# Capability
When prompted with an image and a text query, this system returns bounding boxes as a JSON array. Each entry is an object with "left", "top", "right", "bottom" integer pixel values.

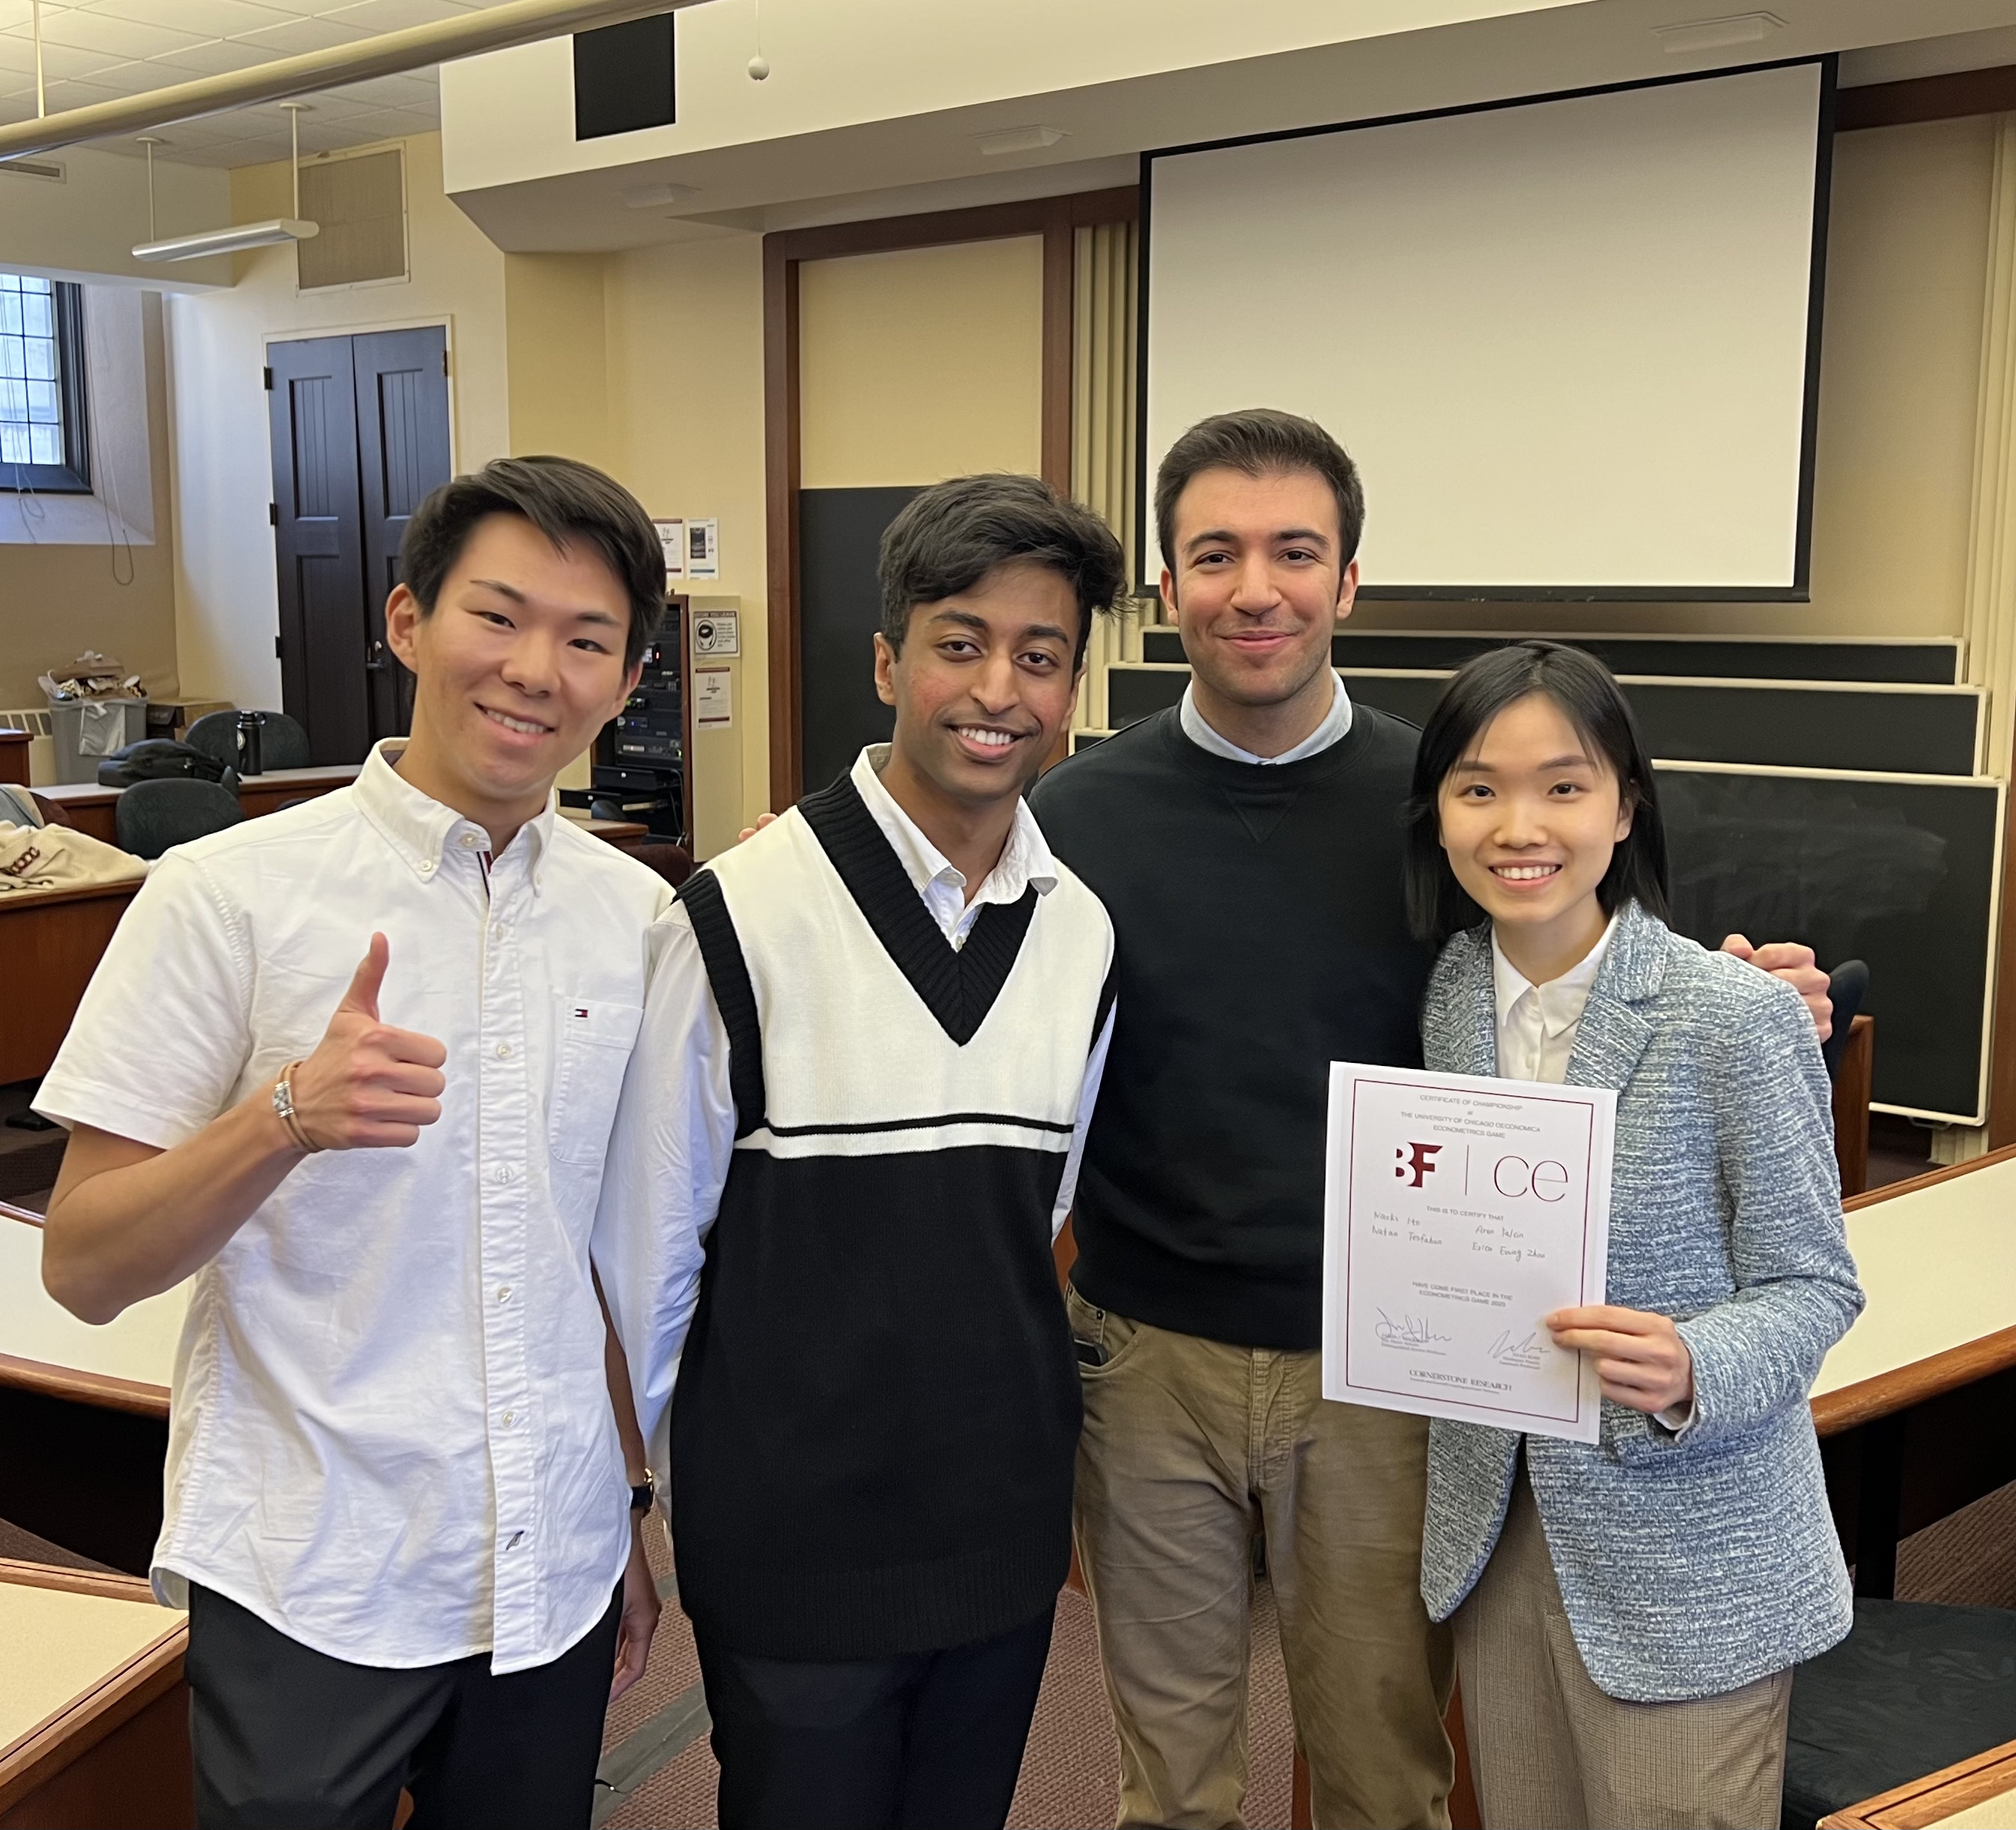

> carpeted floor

[{"left": 590, "top": 1479, "right": 2016, "bottom": 1830}]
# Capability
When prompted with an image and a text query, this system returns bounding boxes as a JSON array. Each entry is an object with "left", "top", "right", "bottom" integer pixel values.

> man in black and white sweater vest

[{"left": 596, "top": 474, "right": 1124, "bottom": 1830}]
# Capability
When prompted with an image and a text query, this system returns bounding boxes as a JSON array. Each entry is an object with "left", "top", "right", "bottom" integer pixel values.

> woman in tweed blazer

[{"left": 1403, "top": 643, "right": 1863, "bottom": 1830}]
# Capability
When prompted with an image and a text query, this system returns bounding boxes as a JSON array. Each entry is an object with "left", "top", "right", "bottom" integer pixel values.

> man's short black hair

[
  {"left": 878, "top": 473, "right": 1126, "bottom": 670},
  {"left": 399, "top": 455, "right": 666, "bottom": 671},
  {"left": 1153, "top": 407, "right": 1366, "bottom": 575}
]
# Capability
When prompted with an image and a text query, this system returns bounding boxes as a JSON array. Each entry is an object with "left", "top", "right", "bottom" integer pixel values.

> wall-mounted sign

[
  {"left": 653, "top": 518, "right": 685, "bottom": 580},
  {"left": 695, "top": 664, "right": 732, "bottom": 729},
  {"left": 686, "top": 518, "right": 719, "bottom": 581},
  {"left": 693, "top": 608, "right": 739, "bottom": 657}
]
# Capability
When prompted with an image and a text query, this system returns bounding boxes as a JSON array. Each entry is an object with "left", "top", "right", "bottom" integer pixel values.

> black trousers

[
  {"left": 185, "top": 1584, "right": 620, "bottom": 1830},
  {"left": 693, "top": 1611, "right": 1054, "bottom": 1830}
]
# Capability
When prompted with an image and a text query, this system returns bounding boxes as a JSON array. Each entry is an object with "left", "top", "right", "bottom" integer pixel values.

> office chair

[
  {"left": 185, "top": 709, "right": 313, "bottom": 775},
  {"left": 1782, "top": 1599, "right": 2016, "bottom": 1830},
  {"left": 115, "top": 778, "right": 245, "bottom": 861},
  {"left": 1822, "top": 960, "right": 1869, "bottom": 1080}
]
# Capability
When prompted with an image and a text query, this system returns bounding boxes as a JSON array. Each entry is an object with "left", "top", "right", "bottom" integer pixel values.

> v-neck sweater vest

[
  {"left": 1028, "top": 704, "right": 1433, "bottom": 1351},
  {"left": 668, "top": 774, "right": 1115, "bottom": 1659}
]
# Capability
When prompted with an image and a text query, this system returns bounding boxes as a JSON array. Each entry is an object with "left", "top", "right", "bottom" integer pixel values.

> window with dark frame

[{"left": 0, "top": 273, "right": 90, "bottom": 494}]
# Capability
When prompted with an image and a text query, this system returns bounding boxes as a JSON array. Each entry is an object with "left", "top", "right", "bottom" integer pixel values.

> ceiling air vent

[
  {"left": 297, "top": 148, "right": 407, "bottom": 291},
  {"left": 0, "top": 159, "right": 65, "bottom": 183}
]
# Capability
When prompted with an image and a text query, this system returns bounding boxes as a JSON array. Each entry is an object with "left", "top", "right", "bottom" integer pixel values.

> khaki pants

[
  {"left": 1451, "top": 1467, "right": 1791, "bottom": 1830},
  {"left": 1068, "top": 1287, "right": 1454, "bottom": 1830}
]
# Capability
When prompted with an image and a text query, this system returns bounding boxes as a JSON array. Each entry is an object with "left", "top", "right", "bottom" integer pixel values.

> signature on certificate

[
  {"left": 1488, "top": 1329, "right": 1544, "bottom": 1369},
  {"left": 1374, "top": 1309, "right": 1452, "bottom": 1353}
]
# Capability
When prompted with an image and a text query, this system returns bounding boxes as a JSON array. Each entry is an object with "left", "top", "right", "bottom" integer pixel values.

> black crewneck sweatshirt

[{"left": 1027, "top": 704, "right": 1432, "bottom": 1350}]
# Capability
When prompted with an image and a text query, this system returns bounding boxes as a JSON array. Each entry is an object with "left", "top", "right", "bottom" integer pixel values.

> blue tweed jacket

[{"left": 1417, "top": 900, "right": 1864, "bottom": 1703}]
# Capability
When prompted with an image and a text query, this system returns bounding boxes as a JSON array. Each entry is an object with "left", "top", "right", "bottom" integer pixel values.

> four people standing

[{"left": 39, "top": 427, "right": 1852, "bottom": 1830}]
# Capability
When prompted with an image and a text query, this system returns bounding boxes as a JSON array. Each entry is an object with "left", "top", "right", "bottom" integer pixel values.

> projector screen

[{"left": 1139, "top": 61, "right": 1831, "bottom": 597}]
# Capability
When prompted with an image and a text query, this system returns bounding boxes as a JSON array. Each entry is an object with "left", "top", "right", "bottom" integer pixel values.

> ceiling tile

[
  {"left": 0, "top": 33, "right": 114, "bottom": 80},
  {"left": 324, "top": 69, "right": 437, "bottom": 109},
  {"left": 86, "top": 0, "right": 295, "bottom": 36},
  {"left": 324, "top": 0, "right": 476, "bottom": 32},
  {"left": 146, "top": 37, "right": 275, "bottom": 74},
  {"left": 231, "top": 13, "right": 371, "bottom": 55},
  {"left": 26, "top": 9, "right": 211, "bottom": 56}
]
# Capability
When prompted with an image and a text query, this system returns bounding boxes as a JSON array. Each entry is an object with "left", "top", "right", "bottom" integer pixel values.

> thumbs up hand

[{"left": 282, "top": 934, "right": 449, "bottom": 1151}]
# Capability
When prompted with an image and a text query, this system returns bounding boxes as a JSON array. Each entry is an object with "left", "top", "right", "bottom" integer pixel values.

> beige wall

[
  {"left": 504, "top": 253, "right": 610, "bottom": 470},
  {"left": 167, "top": 133, "right": 509, "bottom": 713},
  {"left": 1352, "top": 115, "right": 1999, "bottom": 640},
  {"left": 604, "top": 234, "right": 771, "bottom": 852},
  {"left": 0, "top": 287, "right": 179, "bottom": 717},
  {"left": 798, "top": 236, "right": 1045, "bottom": 488}
]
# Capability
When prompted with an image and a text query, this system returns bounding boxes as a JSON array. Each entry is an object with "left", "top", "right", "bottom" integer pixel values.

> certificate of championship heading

[{"left": 1322, "top": 1064, "right": 1615, "bottom": 1444}]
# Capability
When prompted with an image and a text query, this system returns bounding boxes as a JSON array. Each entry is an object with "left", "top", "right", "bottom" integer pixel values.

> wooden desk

[
  {"left": 1822, "top": 1739, "right": 2016, "bottom": 1828},
  {"left": 37, "top": 764, "right": 362, "bottom": 844},
  {"left": 0, "top": 1206, "right": 178, "bottom": 1575},
  {"left": 0, "top": 881, "right": 144, "bottom": 1086},
  {"left": 0, "top": 1560, "right": 192, "bottom": 1829},
  {"left": 1813, "top": 1148, "right": 2016, "bottom": 1597}
]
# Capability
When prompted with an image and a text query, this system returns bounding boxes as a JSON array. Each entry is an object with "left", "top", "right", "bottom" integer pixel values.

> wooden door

[
  {"left": 267, "top": 336, "right": 370, "bottom": 765},
  {"left": 354, "top": 327, "right": 451, "bottom": 744}
]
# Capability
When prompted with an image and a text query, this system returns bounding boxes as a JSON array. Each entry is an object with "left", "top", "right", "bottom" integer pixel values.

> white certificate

[{"left": 1323, "top": 1062, "right": 1613, "bottom": 1443}]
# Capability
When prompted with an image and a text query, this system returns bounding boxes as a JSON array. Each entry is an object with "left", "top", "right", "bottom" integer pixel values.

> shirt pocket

[{"left": 550, "top": 998, "right": 644, "bottom": 1166}]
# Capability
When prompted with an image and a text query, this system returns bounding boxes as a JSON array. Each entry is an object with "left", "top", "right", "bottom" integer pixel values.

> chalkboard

[
  {"left": 1654, "top": 766, "right": 2001, "bottom": 1123},
  {"left": 798, "top": 486, "right": 916, "bottom": 799},
  {"left": 1103, "top": 665, "right": 1985, "bottom": 776},
  {"left": 1137, "top": 628, "right": 1964, "bottom": 684}
]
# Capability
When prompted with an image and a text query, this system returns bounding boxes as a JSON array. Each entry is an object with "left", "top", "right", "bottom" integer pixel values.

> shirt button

[
  {"left": 502, "top": 1411, "right": 515, "bottom": 1428},
  {"left": 506, "top": 1530, "right": 524, "bottom": 1550},
  {"left": 459, "top": 832, "right": 480, "bottom": 847},
  {"left": 497, "top": 1285, "right": 511, "bottom": 1303},
  {"left": 493, "top": 1166, "right": 512, "bottom": 1184},
  {"left": 494, "top": 1043, "right": 511, "bottom": 1058},
  {"left": 418, "top": 859, "right": 434, "bottom": 875}
]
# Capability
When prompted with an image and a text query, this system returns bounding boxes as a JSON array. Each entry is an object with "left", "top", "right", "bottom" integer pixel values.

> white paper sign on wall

[
  {"left": 653, "top": 518, "right": 685, "bottom": 579},
  {"left": 695, "top": 665, "right": 733, "bottom": 728},
  {"left": 687, "top": 518, "right": 720, "bottom": 581},
  {"left": 693, "top": 609, "right": 739, "bottom": 657}
]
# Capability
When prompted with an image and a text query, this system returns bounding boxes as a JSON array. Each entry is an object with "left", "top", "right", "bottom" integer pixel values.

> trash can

[{"left": 46, "top": 697, "right": 148, "bottom": 784}]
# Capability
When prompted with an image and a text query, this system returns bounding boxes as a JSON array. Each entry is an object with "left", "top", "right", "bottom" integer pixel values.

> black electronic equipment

[{"left": 587, "top": 601, "right": 690, "bottom": 843}]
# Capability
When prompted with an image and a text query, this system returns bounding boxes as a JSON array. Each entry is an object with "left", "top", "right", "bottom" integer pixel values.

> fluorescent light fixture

[
  {"left": 1652, "top": 11, "right": 1785, "bottom": 54},
  {"left": 133, "top": 218, "right": 320, "bottom": 262},
  {"left": 977, "top": 124, "right": 1067, "bottom": 157}
]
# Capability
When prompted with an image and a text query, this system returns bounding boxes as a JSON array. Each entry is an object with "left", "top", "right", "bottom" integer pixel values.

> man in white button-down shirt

[{"left": 39, "top": 458, "right": 672, "bottom": 1830}]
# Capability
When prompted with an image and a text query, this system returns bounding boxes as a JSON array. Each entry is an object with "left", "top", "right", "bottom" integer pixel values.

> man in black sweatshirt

[{"left": 1027, "top": 409, "right": 1832, "bottom": 1830}]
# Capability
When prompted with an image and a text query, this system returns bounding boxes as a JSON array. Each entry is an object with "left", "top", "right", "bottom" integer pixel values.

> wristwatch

[{"left": 629, "top": 1473, "right": 657, "bottom": 1515}]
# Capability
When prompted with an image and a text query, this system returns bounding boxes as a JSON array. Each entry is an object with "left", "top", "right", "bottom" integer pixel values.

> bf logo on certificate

[{"left": 1321, "top": 1063, "right": 1615, "bottom": 1443}]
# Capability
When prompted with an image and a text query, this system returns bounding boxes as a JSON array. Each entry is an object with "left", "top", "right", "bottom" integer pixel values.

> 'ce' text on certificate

[{"left": 1322, "top": 1063, "right": 1614, "bottom": 1444}]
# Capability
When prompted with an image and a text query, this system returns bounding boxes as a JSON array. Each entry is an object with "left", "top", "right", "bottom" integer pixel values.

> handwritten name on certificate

[{"left": 1322, "top": 1063, "right": 1614, "bottom": 1443}]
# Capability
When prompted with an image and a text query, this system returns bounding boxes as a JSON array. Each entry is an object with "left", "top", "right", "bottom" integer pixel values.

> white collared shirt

[
  {"left": 851, "top": 744, "right": 1057, "bottom": 948},
  {"left": 37, "top": 742, "right": 671, "bottom": 1673},
  {"left": 1491, "top": 915, "right": 1618, "bottom": 1085},
  {"left": 1179, "top": 670, "right": 1353, "bottom": 765}
]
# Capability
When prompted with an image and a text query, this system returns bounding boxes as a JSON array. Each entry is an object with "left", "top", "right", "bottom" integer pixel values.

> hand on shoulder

[{"left": 1719, "top": 933, "right": 1831, "bottom": 1042}]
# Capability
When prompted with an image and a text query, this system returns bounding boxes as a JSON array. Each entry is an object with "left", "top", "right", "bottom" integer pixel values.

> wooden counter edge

[
  {"left": 0, "top": 1572, "right": 186, "bottom": 1817},
  {"left": 1812, "top": 1322, "right": 2016, "bottom": 1437},
  {"left": 1819, "top": 1736, "right": 2016, "bottom": 1828},
  {"left": 0, "top": 1351, "right": 172, "bottom": 1420},
  {"left": 0, "top": 877, "right": 144, "bottom": 912},
  {"left": 1843, "top": 1142, "right": 2016, "bottom": 1210}
]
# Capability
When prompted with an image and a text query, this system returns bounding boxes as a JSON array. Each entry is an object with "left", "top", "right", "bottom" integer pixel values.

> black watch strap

[{"left": 629, "top": 1474, "right": 656, "bottom": 1515}]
